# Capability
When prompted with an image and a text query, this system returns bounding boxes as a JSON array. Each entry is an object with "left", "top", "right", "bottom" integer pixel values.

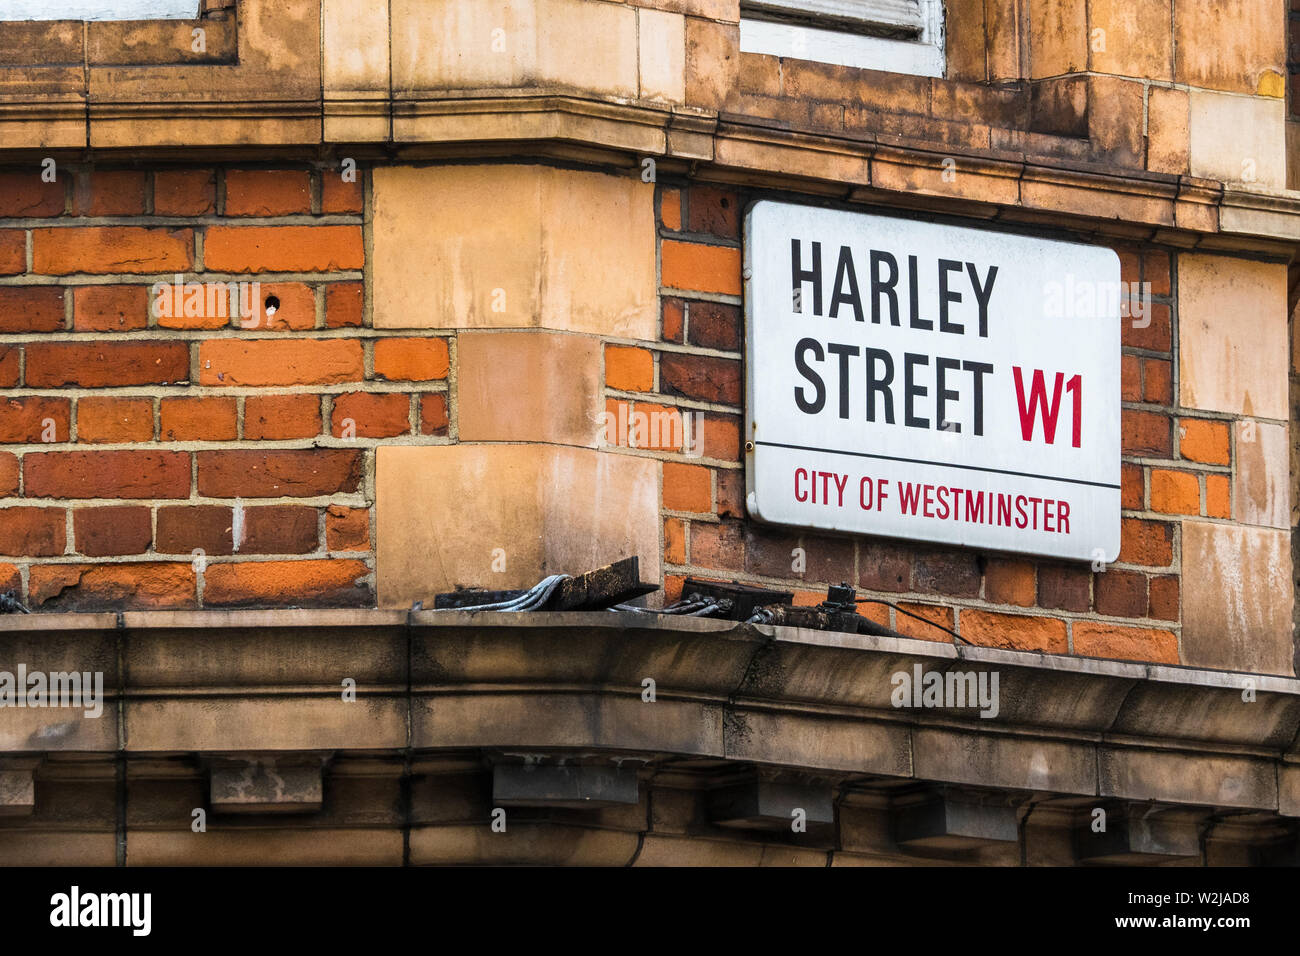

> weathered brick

[
  {"left": 74, "top": 505, "right": 152, "bottom": 557},
  {"left": 663, "top": 461, "right": 712, "bottom": 513},
  {"left": 0, "top": 348, "right": 17, "bottom": 388},
  {"left": 1205, "top": 472, "right": 1231, "bottom": 518},
  {"left": 1150, "top": 468, "right": 1199, "bottom": 514},
  {"left": 660, "top": 352, "right": 741, "bottom": 404},
  {"left": 716, "top": 468, "right": 744, "bottom": 519},
  {"left": 913, "top": 550, "right": 981, "bottom": 597},
  {"left": 33, "top": 226, "right": 192, "bottom": 274},
  {"left": 243, "top": 394, "right": 321, "bottom": 439},
  {"left": 662, "top": 297, "right": 684, "bottom": 343},
  {"left": 203, "top": 225, "right": 364, "bottom": 273},
  {"left": 1178, "top": 417, "right": 1230, "bottom": 465},
  {"left": 1072, "top": 621, "right": 1178, "bottom": 664},
  {"left": 1148, "top": 574, "right": 1179, "bottom": 620},
  {"left": 687, "top": 300, "right": 741, "bottom": 351},
  {"left": 1121, "top": 302, "right": 1171, "bottom": 351},
  {"left": 859, "top": 539, "right": 912, "bottom": 592},
  {"left": 1121, "top": 463, "right": 1144, "bottom": 510},
  {"left": 73, "top": 170, "right": 147, "bottom": 216},
  {"left": 0, "top": 172, "right": 64, "bottom": 217},
  {"left": 0, "top": 507, "right": 65, "bottom": 556},
  {"left": 224, "top": 169, "right": 311, "bottom": 216},
  {"left": 372, "top": 337, "right": 449, "bottom": 382},
  {"left": 160, "top": 396, "right": 237, "bottom": 441},
  {"left": 984, "top": 558, "right": 1035, "bottom": 606},
  {"left": 325, "top": 504, "right": 369, "bottom": 552},
  {"left": 1122, "top": 409, "right": 1172, "bottom": 457},
  {"left": 0, "top": 453, "right": 17, "bottom": 495},
  {"left": 196, "top": 449, "right": 362, "bottom": 498},
  {"left": 689, "top": 520, "right": 744, "bottom": 571},
  {"left": 744, "top": 524, "right": 802, "bottom": 578},
  {"left": 1142, "top": 357, "right": 1172, "bottom": 404},
  {"left": 893, "top": 602, "right": 955, "bottom": 642},
  {"left": 154, "top": 169, "right": 216, "bottom": 216},
  {"left": 1038, "top": 563, "right": 1091, "bottom": 611},
  {"left": 0, "top": 229, "right": 24, "bottom": 276},
  {"left": 1094, "top": 568, "right": 1148, "bottom": 617},
  {"left": 321, "top": 174, "right": 363, "bottom": 214},
  {"left": 0, "top": 397, "right": 70, "bottom": 443},
  {"left": 202, "top": 558, "right": 370, "bottom": 608},
  {"left": 605, "top": 345, "right": 654, "bottom": 391},
  {"left": 419, "top": 393, "right": 449, "bottom": 436},
  {"left": 1118, "top": 517, "right": 1174, "bottom": 566},
  {"left": 331, "top": 392, "right": 410, "bottom": 438},
  {"left": 255, "top": 282, "right": 316, "bottom": 331},
  {"left": 0, "top": 286, "right": 64, "bottom": 333},
  {"left": 959, "top": 609, "right": 1068, "bottom": 653},
  {"left": 701, "top": 413, "right": 740, "bottom": 460},
  {"left": 664, "top": 516, "right": 686, "bottom": 564},
  {"left": 28, "top": 562, "right": 195, "bottom": 610},
  {"left": 26, "top": 341, "right": 188, "bottom": 387},
  {"left": 73, "top": 285, "right": 148, "bottom": 332},
  {"left": 686, "top": 186, "right": 741, "bottom": 239},
  {"left": 660, "top": 240, "right": 741, "bottom": 295},
  {"left": 199, "top": 339, "right": 363, "bottom": 386},
  {"left": 76, "top": 396, "right": 153, "bottom": 443},
  {"left": 325, "top": 282, "right": 363, "bottom": 328},
  {"left": 24, "top": 450, "right": 190, "bottom": 499}
]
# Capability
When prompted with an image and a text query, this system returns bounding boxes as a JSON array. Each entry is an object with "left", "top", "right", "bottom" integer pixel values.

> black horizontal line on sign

[{"left": 755, "top": 441, "right": 1122, "bottom": 490}]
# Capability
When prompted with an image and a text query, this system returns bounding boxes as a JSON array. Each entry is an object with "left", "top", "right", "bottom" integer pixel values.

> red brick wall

[
  {"left": 0, "top": 164, "right": 448, "bottom": 611},
  {"left": 622, "top": 182, "right": 1204, "bottom": 666}
]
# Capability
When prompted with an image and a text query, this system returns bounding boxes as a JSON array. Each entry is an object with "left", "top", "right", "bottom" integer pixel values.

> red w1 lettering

[{"left": 1013, "top": 367, "right": 1082, "bottom": 448}]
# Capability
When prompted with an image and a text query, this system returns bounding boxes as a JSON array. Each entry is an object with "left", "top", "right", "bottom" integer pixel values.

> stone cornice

[
  {"left": 1, "top": 93, "right": 1291, "bottom": 254},
  {"left": 3, "top": 609, "right": 1299, "bottom": 815}
]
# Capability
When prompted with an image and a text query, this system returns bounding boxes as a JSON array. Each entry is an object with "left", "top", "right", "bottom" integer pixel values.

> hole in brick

[{"left": 265, "top": 295, "right": 280, "bottom": 316}]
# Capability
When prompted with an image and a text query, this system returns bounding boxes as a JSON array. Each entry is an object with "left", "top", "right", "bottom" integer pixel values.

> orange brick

[
  {"left": 1072, "top": 621, "right": 1178, "bottom": 664},
  {"left": 1142, "top": 357, "right": 1172, "bottom": 404},
  {"left": 153, "top": 277, "right": 252, "bottom": 330},
  {"left": 0, "top": 230, "right": 24, "bottom": 276},
  {"left": 200, "top": 340, "right": 363, "bottom": 386},
  {"left": 1120, "top": 353, "right": 1141, "bottom": 401},
  {"left": 0, "top": 453, "right": 16, "bottom": 495},
  {"left": 33, "top": 226, "right": 192, "bottom": 275},
  {"left": 0, "top": 507, "right": 65, "bottom": 557},
  {"left": 372, "top": 337, "right": 449, "bottom": 381},
  {"left": 958, "top": 609, "right": 1068, "bottom": 653},
  {"left": 0, "top": 286, "right": 65, "bottom": 332},
  {"left": 1118, "top": 517, "right": 1173, "bottom": 567},
  {"left": 1148, "top": 575, "right": 1179, "bottom": 621},
  {"left": 1149, "top": 469, "right": 1199, "bottom": 515},
  {"left": 660, "top": 240, "right": 742, "bottom": 295},
  {"left": 1205, "top": 473, "right": 1230, "bottom": 518},
  {"left": 243, "top": 394, "right": 321, "bottom": 440},
  {"left": 984, "top": 558, "right": 1035, "bottom": 607},
  {"left": 702, "top": 415, "right": 740, "bottom": 460},
  {"left": 1144, "top": 249, "right": 1171, "bottom": 297},
  {"left": 331, "top": 392, "right": 410, "bottom": 438},
  {"left": 0, "top": 397, "right": 69, "bottom": 443},
  {"left": 325, "top": 282, "right": 363, "bottom": 328},
  {"left": 224, "top": 169, "right": 311, "bottom": 216},
  {"left": 1178, "top": 418, "right": 1229, "bottom": 465},
  {"left": 154, "top": 169, "right": 216, "bottom": 216},
  {"left": 1121, "top": 463, "right": 1144, "bottom": 509},
  {"left": 628, "top": 402, "right": 683, "bottom": 452},
  {"left": 255, "top": 282, "right": 316, "bottom": 331},
  {"left": 0, "top": 348, "right": 19, "bottom": 388},
  {"left": 661, "top": 188, "right": 682, "bottom": 230},
  {"left": 662, "top": 297, "right": 684, "bottom": 343},
  {"left": 664, "top": 517, "right": 686, "bottom": 564},
  {"left": 29, "top": 562, "right": 195, "bottom": 611},
  {"left": 203, "top": 226, "right": 363, "bottom": 273},
  {"left": 326, "top": 504, "right": 370, "bottom": 552},
  {"left": 605, "top": 345, "right": 654, "bottom": 391},
  {"left": 202, "top": 558, "right": 370, "bottom": 608},
  {"left": 1121, "top": 302, "right": 1171, "bottom": 352},
  {"left": 74, "top": 285, "right": 148, "bottom": 332},
  {"left": 76, "top": 397, "right": 153, "bottom": 443},
  {"left": 894, "top": 602, "right": 955, "bottom": 642},
  {"left": 663, "top": 461, "right": 712, "bottom": 513},
  {"left": 73, "top": 170, "right": 147, "bottom": 216},
  {"left": 321, "top": 174, "right": 363, "bottom": 214},
  {"left": 0, "top": 171, "right": 64, "bottom": 217},
  {"left": 419, "top": 393, "right": 449, "bottom": 435},
  {"left": 160, "top": 396, "right": 237, "bottom": 441}
]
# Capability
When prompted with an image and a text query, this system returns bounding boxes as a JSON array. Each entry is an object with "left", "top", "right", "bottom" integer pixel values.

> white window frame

[
  {"left": 739, "top": 0, "right": 945, "bottom": 78},
  {"left": 0, "top": 0, "right": 199, "bottom": 20}
]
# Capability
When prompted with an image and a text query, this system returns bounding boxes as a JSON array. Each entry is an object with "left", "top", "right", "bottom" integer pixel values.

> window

[
  {"left": 739, "top": 0, "right": 944, "bottom": 77},
  {"left": 1, "top": 0, "right": 199, "bottom": 20}
]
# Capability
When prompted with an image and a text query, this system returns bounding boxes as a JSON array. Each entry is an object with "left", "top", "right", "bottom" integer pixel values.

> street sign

[{"left": 744, "top": 201, "right": 1121, "bottom": 562}]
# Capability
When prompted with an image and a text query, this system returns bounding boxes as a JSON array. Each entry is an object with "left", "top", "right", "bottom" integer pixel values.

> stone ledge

[{"left": 1, "top": 609, "right": 1297, "bottom": 815}]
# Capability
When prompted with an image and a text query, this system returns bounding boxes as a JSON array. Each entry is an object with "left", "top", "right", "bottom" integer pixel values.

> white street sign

[{"left": 744, "top": 201, "right": 1121, "bottom": 563}]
